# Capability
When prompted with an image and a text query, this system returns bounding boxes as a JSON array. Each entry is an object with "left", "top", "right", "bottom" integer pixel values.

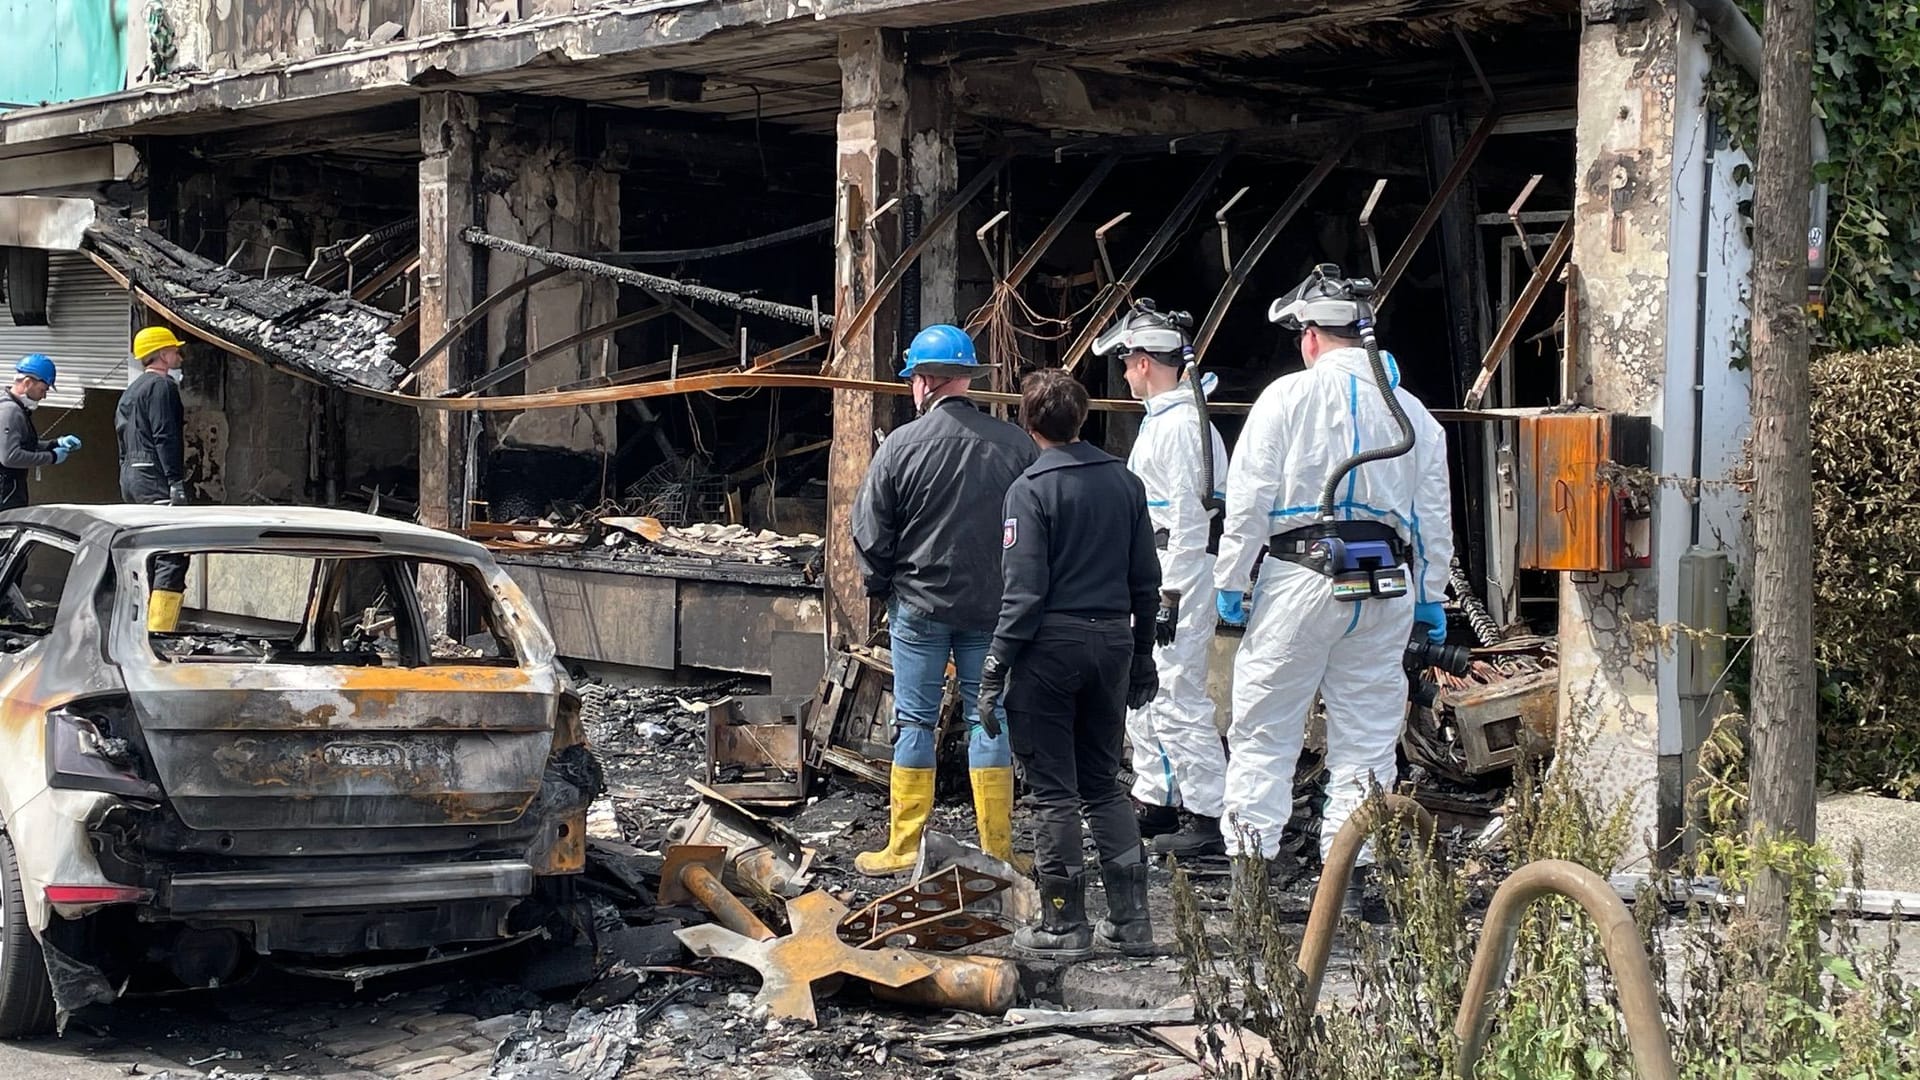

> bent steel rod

[
  {"left": 1191, "top": 136, "right": 1354, "bottom": 361},
  {"left": 1060, "top": 144, "right": 1239, "bottom": 373},
  {"left": 1296, "top": 794, "right": 1437, "bottom": 1010},
  {"left": 1001, "top": 154, "right": 1121, "bottom": 292},
  {"left": 1374, "top": 108, "right": 1503, "bottom": 307},
  {"left": 1453, "top": 860, "right": 1678, "bottom": 1080}
]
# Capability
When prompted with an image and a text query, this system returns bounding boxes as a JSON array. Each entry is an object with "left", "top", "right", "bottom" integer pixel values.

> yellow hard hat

[{"left": 133, "top": 326, "right": 187, "bottom": 362}]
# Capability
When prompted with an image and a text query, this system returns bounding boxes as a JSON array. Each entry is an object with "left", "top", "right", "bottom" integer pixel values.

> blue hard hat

[
  {"left": 14, "top": 354, "right": 55, "bottom": 388},
  {"left": 899, "top": 324, "right": 989, "bottom": 380}
]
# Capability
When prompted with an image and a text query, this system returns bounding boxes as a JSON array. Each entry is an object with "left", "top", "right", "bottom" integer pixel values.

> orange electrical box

[{"left": 1515, "top": 412, "right": 1652, "bottom": 573}]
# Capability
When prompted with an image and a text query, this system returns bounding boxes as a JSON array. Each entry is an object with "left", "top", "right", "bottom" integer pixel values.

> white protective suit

[
  {"left": 1125, "top": 373, "right": 1231, "bottom": 819},
  {"left": 1213, "top": 346, "right": 1453, "bottom": 862}
]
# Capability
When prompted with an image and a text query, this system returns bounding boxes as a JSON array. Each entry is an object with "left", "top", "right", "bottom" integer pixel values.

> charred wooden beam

[
  {"left": 189, "top": 102, "right": 421, "bottom": 162},
  {"left": 954, "top": 62, "right": 1331, "bottom": 139}
]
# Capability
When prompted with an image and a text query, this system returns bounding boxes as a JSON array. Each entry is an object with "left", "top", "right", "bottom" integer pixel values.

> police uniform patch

[{"left": 1003, "top": 518, "right": 1018, "bottom": 549}]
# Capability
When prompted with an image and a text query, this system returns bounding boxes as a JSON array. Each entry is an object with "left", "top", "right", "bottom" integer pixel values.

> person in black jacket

[
  {"left": 0, "top": 354, "right": 80, "bottom": 511},
  {"left": 117, "top": 326, "right": 192, "bottom": 631},
  {"left": 978, "top": 369, "right": 1162, "bottom": 960},
  {"left": 850, "top": 324, "right": 1037, "bottom": 876}
]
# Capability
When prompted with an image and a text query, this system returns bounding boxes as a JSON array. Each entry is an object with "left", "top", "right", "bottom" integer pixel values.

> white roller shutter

[{"left": 0, "top": 253, "right": 131, "bottom": 409}]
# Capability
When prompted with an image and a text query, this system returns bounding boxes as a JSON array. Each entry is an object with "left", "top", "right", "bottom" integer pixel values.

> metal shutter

[{"left": 0, "top": 253, "right": 130, "bottom": 409}]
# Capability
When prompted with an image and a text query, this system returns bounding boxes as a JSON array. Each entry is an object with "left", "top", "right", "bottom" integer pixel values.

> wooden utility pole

[{"left": 1747, "top": 0, "right": 1818, "bottom": 922}]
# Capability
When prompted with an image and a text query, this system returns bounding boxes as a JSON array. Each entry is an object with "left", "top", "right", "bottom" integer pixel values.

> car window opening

[{"left": 146, "top": 551, "right": 517, "bottom": 667}]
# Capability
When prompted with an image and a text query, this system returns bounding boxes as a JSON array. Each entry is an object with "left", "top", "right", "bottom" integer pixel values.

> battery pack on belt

[{"left": 1267, "top": 521, "right": 1410, "bottom": 603}]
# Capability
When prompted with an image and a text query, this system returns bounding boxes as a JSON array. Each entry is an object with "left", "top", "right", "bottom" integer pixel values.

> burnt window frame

[{"left": 0, "top": 531, "right": 78, "bottom": 638}]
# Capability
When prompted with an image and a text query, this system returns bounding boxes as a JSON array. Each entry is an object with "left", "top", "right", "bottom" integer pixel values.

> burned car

[{"left": 0, "top": 506, "right": 598, "bottom": 1035}]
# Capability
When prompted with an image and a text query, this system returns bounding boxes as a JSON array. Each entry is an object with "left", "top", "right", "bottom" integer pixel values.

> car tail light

[
  {"left": 44, "top": 885, "right": 151, "bottom": 905},
  {"left": 46, "top": 702, "right": 161, "bottom": 801}
]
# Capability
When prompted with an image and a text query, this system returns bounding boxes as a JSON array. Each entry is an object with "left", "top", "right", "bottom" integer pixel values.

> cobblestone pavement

[{"left": 0, "top": 962, "right": 540, "bottom": 1080}]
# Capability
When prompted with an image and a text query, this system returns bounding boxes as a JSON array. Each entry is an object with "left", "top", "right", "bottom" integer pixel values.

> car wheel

[{"left": 0, "top": 832, "right": 54, "bottom": 1037}]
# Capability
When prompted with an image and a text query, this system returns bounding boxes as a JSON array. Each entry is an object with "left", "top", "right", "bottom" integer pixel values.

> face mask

[
  {"left": 18, "top": 396, "right": 37, "bottom": 412},
  {"left": 168, "top": 369, "right": 184, "bottom": 384}
]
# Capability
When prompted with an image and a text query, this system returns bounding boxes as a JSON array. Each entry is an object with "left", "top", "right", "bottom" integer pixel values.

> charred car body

[{"left": 0, "top": 506, "right": 598, "bottom": 1035}]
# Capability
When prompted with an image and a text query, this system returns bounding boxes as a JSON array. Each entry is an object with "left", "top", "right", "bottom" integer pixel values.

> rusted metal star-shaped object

[{"left": 676, "top": 890, "right": 934, "bottom": 1025}]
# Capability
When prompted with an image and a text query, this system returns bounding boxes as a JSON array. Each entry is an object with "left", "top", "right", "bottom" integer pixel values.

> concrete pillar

[
  {"left": 482, "top": 104, "right": 619, "bottom": 461},
  {"left": 906, "top": 67, "right": 959, "bottom": 329},
  {"left": 1562, "top": 1, "right": 1687, "bottom": 865},
  {"left": 419, "top": 91, "right": 479, "bottom": 631},
  {"left": 825, "top": 27, "right": 906, "bottom": 647}
]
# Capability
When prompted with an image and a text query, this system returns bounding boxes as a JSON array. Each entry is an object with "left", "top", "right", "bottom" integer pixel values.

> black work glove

[
  {"left": 1154, "top": 592, "right": 1180, "bottom": 648},
  {"left": 167, "top": 482, "right": 189, "bottom": 506},
  {"left": 1126, "top": 653, "right": 1159, "bottom": 710},
  {"left": 977, "top": 654, "right": 1008, "bottom": 739}
]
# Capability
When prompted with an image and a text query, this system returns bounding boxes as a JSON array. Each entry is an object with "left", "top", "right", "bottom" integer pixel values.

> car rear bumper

[{"left": 162, "top": 860, "right": 534, "bottom": 915}]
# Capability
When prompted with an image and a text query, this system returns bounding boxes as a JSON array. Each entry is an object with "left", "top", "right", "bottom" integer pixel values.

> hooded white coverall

[
  {"left": 1125, "top": 375, "right": 1231, "bottom": 819},
  {"left": 1213, "top": 347, "right": 1452, "bottom": 862}
]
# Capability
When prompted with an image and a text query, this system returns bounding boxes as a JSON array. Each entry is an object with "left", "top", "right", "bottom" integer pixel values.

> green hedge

[{"left": 1810, "top": 345, "right": 1920, "bottom": 796}]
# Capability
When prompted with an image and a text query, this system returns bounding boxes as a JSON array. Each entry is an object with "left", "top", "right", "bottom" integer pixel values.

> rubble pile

[{"left": 597, "top": 519, "right": 823, "bottom": 571}]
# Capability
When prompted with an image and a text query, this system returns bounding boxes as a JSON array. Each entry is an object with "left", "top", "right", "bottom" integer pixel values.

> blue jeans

[{"left": 888, "top": 602, "right": 1012, "bottom": 770}]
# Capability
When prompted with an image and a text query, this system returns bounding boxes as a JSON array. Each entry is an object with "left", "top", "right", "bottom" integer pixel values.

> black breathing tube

[{"left": 1315, "top": 312, "right": 1416, "bottom": 520}]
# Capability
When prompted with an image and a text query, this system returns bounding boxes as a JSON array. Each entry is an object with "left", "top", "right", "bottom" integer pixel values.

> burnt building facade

[{"left": 0, "top": 0, "right": 1758, "bottom": 865}]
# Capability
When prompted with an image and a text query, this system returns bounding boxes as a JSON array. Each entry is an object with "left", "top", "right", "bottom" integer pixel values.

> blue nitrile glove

[
  {"left": 56, "top": 435, "right": 80, "bottom": 452},
  {"left": 1216, "top": 589, "right": 1247, "bottom": 627},
  {"left": 51, "top": 446, "right": 69, "bottom": 465},
  {"left": 1414, "top": 601, "right": 1447, "bottom": 643}
]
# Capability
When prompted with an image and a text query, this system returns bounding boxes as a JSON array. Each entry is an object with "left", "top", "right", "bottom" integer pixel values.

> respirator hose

[{"left": 1316, "top": 317, "right": 1417, "bottom": 519}]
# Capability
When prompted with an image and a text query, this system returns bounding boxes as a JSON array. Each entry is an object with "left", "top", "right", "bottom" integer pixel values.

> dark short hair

[{"left": 1020, "top": 369, "right": 1088, "bottom": 443}]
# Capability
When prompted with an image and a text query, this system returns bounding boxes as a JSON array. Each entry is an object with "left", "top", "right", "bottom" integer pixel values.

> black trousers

[{"left": 1004, "top": 615, "right": 1143, "bottom": 879}]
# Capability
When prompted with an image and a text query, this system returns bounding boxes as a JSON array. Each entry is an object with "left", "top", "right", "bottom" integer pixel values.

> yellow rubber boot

[
  {"left": 971, "top": 766, "right": 1031, "bottom": 873},
  {"left": 855, "top": 765, "right": 935, "bottom": 877},
  {"left": 147, "top": 589, "right": 184, "bottom": 632}
]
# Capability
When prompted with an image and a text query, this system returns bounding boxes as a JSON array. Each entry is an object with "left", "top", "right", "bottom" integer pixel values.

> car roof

[{"left": 0, "top": 504, "right": 486, "bottom": 556}]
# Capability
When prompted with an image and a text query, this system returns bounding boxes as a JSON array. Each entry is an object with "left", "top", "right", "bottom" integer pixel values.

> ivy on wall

[{"left": 1706, "top": 0, "right": 1920, "bottom": 351}]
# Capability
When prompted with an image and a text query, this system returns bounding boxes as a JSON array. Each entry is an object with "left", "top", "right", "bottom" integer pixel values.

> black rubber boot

[
  {"left": 1094, "top": 856, "right": 1155, "bottom": 956},
  {"left": 1134, "top": 800, "right": 1180, "bottom": 840},
  {"left": 1151, "top": 813, "right": 1226, "bottom": 859},
  {"left": 1342, "top": 865, "right": 1387, "bottom": 924},
  {"left": 1014, "top": 874, "right": 1093, "bottom": 960}
]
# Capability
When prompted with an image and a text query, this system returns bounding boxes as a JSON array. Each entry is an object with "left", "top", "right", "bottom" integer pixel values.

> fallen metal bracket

[
  {"left": 1191, "top": 139, "right": 1349, "bottom": 361},
  {"left": 677, "top": 891, "right": 934, "bottom": 1025},
  {"left": 664, "top": 780, "right": 815, "bottom": 897},
  {"left": 703, "top": 695, "right": 810, "bottom": 807},
  {"left": 660, "top": 844, "right": 776, "bottom": 942},
  {"left": 1464, "top": 217, "right": 1573, "bottom": 410},
  {"left": 840, "top": 862, "right": 1012, "bottom": 951}
]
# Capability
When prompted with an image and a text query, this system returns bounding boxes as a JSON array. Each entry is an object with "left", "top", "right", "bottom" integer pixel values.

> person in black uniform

[
  {"left": 978, "top": 369, "right": 1163, "bottom": 960},
  {"left": 117, "top": 326, "right": 192, "bottom": 631}
]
